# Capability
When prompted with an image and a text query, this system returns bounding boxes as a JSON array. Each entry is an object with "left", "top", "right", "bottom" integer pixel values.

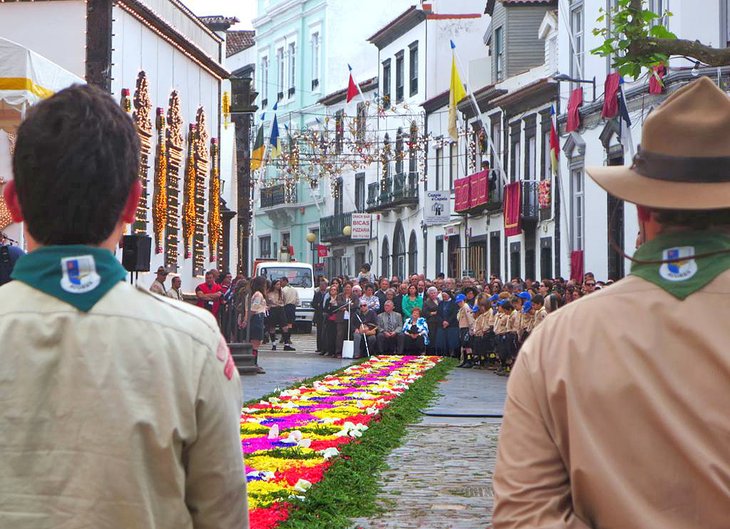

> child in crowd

[
  {"left": 531, "top": 294, "right": 548, "bottom": 330},
  {"left": 471, "top": 301, "right": 490, "bottom": 368},
  {"left": 455, "top": 294, "right": 476, "bottom": 368},
  {"left": 520, "top": 301, "right": 536, "bottom": 344}
]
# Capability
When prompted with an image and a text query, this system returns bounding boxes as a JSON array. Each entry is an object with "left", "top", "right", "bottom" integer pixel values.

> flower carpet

[{"left": 242, "top": 355, "right": 443, "bottom": 529}]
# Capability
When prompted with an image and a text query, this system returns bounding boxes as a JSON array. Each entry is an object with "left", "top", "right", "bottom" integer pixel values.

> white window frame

[
  {"left": 287, "top": 41, "right": 296, "bottom": 98},
  {"left": 310, "top": 30, "right": 321, "bottom": 90},
  {"left": 494, "top": 26, "right": 505, "bottom": 81},
  {"left": 571, "top": 166, "right": 584, "bottom": 251},
  {"left": 527, "top": 135, "right": 537, "bottom": 181},
  {"left": 260, "top": 54, "right": 269, "bottom": 107},
  {"left": 276, "top": 46, "right": 285, "bottom": 99},
  {"left": 569, "top": 2, "right": 584, "bottom": 83}
]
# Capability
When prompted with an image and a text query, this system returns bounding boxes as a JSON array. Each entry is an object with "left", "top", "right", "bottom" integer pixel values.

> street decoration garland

[
  {"left": 182, "top": 124, "right": 197, "bottom": 259},
  {"left": 242, "top": 355, "right": 442, "bottom": 529},
  {"left": 193, "top": 108, "right": 209, "bottom": 276},
  {"left": 538, "top": 179, "right": 552, "bottom": 209},
  {"left": 207, "top": 138, "right": 222, "bottom": 262},
  {"left": 152, "top": 108, "right": 168, "bottom": 254},
  {"left": 132, "top": 72, "right": 153, "bottom": 235},
  {"left": 165, "top": 91, "right": 184, "bottom": 270}
]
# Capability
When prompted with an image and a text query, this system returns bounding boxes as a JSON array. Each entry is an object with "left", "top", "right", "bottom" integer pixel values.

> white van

[{"left": 254, "top": 261, "right": 315, "bottom": 333}]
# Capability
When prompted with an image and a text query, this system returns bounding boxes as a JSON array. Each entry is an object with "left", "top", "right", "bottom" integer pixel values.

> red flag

[
  {"left": 317, "top": 245, "right": 329, "bottom": 257},
  {"left": 346, "top": 72, "right": 359, "bottom": 103}
]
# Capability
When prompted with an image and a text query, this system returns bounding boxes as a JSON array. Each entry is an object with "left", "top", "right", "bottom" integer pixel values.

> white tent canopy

[{"left": 0, "top": 36, "right": 84, "bottom": 110}]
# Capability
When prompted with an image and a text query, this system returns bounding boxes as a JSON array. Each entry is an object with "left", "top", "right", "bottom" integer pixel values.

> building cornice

[
  {"left": 118, "top": 0, "right": 229, "bottom": 80},
  {"left": 367, "top": 6, "right": 426, "bottom": 50}
]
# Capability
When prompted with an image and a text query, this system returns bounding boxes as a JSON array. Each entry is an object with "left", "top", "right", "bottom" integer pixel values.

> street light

[{"left": 553, "top": 73, "right": 596, "bottom": 113}]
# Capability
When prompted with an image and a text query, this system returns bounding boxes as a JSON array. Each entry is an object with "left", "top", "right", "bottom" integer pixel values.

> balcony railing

[
  {"left": 521, "top": 181, "right": 539, "bottom": 223},
  {"left": 366, "top": 174, "right": 418, "bottom": 212},
  {"left": 320, "top": 212, "right": 353, "bottom": 243},
  {"left": 260, "top": 184, "right": 297, "bottom": 209}
]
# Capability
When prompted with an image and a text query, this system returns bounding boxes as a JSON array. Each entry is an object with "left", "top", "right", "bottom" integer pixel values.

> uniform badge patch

[
  {"left": 60, "top": 255, "right": 101, "bottom": 294},
  {"left": 217, "top": 338, "right": 236, "bottom": 380},
  {"left": 659, "top": 246, "right": 698, "bottom": 282}
]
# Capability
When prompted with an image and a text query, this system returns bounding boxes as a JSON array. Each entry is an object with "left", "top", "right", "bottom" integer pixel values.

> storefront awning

[{"left": 0, "top": 37, "right": 84, "bottom": 110}]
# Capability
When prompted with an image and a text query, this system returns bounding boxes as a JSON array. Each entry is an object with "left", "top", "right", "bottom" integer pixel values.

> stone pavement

[
  {"left": 241, "top": 328, "right": 356, "bottom": 403},
  {"left": 353, "top": 367, "right": 507, "bottom": 529}
]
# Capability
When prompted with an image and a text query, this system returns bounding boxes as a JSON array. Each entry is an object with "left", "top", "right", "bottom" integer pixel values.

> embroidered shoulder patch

[
  {"left": 659, "top": 246, "right": 698, "bottom": 282},
  {"left": 60, "top": 255, "right": 101, "bottom": 294}
]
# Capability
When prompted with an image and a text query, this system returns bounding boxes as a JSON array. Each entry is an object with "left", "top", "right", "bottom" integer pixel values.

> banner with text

[
  {"left": 423, "top": 191, "right": 451, "bottom": 225},
  {"left": 350, "top": 213, "right": 372, "bottom": 240}
]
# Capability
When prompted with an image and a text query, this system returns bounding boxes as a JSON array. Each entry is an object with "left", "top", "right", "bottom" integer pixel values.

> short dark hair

[
  {"left": 13, "top": 84, "right": 140, "bottom": 245},
  {"left": 532, "top": 294, "right": 544, "bottom": 305}
]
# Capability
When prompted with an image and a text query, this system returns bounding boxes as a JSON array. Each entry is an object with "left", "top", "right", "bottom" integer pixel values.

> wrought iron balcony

[
  {"left": 522, "top": 181, "right": 539, "bottom": 224},
  {"left": 260, "top": 184, "right": 297, "bottom": 209},
  {"left": 366, "top": 174, "right": 418, "bottom": 212},
  {"left": 320, "top": 212, "right": 353, "bottom": 243}
]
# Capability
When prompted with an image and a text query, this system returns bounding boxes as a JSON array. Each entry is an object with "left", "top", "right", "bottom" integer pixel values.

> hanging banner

[
  {"left": 423, "top": 191, "right": 451, "bottom": 225},
  {"left": 317, "top": 244, "right": 329, "bottom": 257},
  {"left": 350, "top": 213, "right": 372, "bottom": 240}
]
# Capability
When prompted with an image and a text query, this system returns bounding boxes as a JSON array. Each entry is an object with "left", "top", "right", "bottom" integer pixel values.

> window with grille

[{"left": 395, "top": 51, "right": 404, "bottom": 103}]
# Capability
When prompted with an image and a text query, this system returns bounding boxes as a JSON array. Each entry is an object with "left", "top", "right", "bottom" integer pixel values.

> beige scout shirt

[
  {"left": 493, "top": 272, "right": 730, "bottom": 529},
  {"left": 533, "top": 306, "right": 547, "bottom": 329},
  {"left": 0, "top": 281, "right": 248, "bottom": 529},
  {"left": 493, "top": 312, "right": 508, "bottom": 335},
  {"left": 457, "top": 305, "right": 475, "bottom": 330},
  {"left": 282, "top": 284, "right": 299, "bottom": 306},
  {"left": 166, "top": 287, "right": 184, "bottom": 301},
  {"left": 150, "top": 278, "right": 166, "bottom": 295}
]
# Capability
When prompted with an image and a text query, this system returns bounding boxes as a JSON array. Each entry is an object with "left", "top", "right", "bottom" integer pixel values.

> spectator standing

[
  {"left": 0, "top": 233, "right": 24, "bottom": 286},
  {"left": 435, "top": 290, "right": 459, "bottom": 357},
  {"left": 334, "top": 283, "right": 358, "bottom": 357},
  {"left": 149, "top": 266, "right": 168, "bottom": 295},
  {"left": 312, "top": 278, "right": 328, "bottom": 353},
  {"left": 0, "top": 85, "right": 246, "bottom": 528},
  {"left": 357, "top": 263, "right": 377, "bottom": 284},
  {"left": 422, "top": 287, "right": 440, "bottom": 354},
  {"left": 166, "top": 275, "right": 184, "bottom": 301},
  {"left": 265, "top": 279, "right": 285, "bottom": 350},
  {"left": 376, "top": 300, "right": 402, "bottom": 354},
  {"left": 401, "top": 284, "right": 423, "bottom": 318},
  {"left": 196, "top": 270, "right": 223, "bottom": 318},
  {"left": 321, "top": 284, "right": 341, "bottom": 357},
  {"left": 280, "top": 276, "right": 298, "bottom": 351},
  {"left": 375, "top": 277, "right": 389, "bottom": 312},
  {"left": 359, "top": 283, "right": 381, "bottom": 312}
]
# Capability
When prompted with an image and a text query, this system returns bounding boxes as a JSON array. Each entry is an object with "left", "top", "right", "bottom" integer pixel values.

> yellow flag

[{"left": 449, "top": 54, "right": 467, "bottom": 141}]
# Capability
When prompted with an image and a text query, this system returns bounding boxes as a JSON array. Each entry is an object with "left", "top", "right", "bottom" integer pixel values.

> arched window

[
  {"left": 408, "top": 230, "right": 418, "bottom": 276},
  {"left": 393, "top": 221, "right": 406, "bottom": 280},
  {"left": 381, "top": 237, "right": 390, "bottom": 278}
]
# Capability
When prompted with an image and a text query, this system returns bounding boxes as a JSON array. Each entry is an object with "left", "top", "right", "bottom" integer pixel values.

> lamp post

[{"left": 553, "top": 73, "right": 596, "bottom": 113}]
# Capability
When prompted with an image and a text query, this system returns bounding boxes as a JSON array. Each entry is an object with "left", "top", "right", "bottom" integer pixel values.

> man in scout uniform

[
  {"left": 149, "top": 265, "right": 168, "bottom": 295},
  {"left": 0, "top": 85, "right": 248, "bottom": 529},
  {"left": 493, "top": 77, "right": 730, "bottom": 528}
]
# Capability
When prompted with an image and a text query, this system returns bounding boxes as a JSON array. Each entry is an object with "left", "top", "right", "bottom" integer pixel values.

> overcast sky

[{"left": 182, "top": 0, "right": 257, "bottom": 30}]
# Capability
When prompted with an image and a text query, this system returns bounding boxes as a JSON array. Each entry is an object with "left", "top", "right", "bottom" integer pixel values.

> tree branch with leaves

[{"left": 592, "top": 0, "right": 730, "bottom": 79}]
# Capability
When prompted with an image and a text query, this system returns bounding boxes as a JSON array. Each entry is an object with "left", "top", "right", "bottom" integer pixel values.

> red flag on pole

[{"left": 346, "top": 72, "right": 359, "bottom": 103}]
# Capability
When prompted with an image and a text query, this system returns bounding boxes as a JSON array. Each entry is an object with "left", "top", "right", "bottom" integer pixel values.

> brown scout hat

[{"left": 587, "top": 77, "right": 730, "bottom": 210}]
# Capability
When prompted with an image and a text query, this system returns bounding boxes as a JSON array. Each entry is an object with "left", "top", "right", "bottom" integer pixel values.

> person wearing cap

[
  {"left": 0, "top": 85, "right": 246, "bottom": 528},
  {"left": 494, "top": 77, "right": 730, "bottom": 529},
  {"left": 353, "top": 300, "right": 378, "bottom": 358},
  {"left": 493, "top": 300, "right": 517, "bottom": 376},
  {"left": 150, "top": 265, "right": 168, "bottom": 295},
  {"left": 470, "top": 301, "right": 490, "bottom": 368},
  {"left": 519, "top": 301, "right": 535, "bottom": 343}
]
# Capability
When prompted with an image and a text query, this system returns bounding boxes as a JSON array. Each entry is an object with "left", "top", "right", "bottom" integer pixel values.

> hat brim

[{"left": 586, "top": 165, "right": 730, "bottom": 210}]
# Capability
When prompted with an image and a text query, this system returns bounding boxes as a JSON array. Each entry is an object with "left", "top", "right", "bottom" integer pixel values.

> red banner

[
  {"left": 503, "top": 182, "right": 522, "bottom": 237},
  {"left": 454, "top": 177, "right": 470, "bottom": 212},
  {"left": 317, "top": 245, "right": 329, "bottom": 257},
  {"left": 601, "top": 72, "right": 621, "bottom": 119},
  {"left": 566, "top": 87, "right": 583, "bottom": 132},
  {"left": 570, "top": 250, "right": 585, "bottom": 283},
  {"left": 470, "top": 170, "right": 488, "bottom": 208}
]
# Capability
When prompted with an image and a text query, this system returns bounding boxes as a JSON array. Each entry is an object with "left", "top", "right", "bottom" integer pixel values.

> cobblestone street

[{"left": 353, "top": 367, "right": 506, "bottom": 529}]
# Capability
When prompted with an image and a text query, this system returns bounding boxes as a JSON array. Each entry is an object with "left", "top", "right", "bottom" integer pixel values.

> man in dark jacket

[{"left": 312, "top": 278, "right": 328, "bottom": 352}]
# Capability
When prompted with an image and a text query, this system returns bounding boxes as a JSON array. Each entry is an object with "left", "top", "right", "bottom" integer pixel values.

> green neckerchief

[
  {"left": 11, "top": 245, "right": 127, "bottom": 312},
  {"left": 630, "top": 231, "right": 730, "bottom": 300}
]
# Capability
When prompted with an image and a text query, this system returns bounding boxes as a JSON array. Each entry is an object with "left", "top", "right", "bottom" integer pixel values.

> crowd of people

[{"left": 160, "top": 260, "right": 609, "bottom": 376}]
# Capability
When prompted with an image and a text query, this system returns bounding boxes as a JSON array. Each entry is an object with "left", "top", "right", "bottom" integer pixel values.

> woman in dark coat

[
  {"left": 435, "top": 290, "right": 460, "bottom": 357},
  {"left": 423, "top": 287, "right": 440, "bottom": 355},
  {"left": 322, "top": 284, "right": 341, "bottom": 357}
]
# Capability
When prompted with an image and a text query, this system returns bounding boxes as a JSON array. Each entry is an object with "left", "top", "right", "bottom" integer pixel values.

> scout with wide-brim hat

[{"left": 587, "top": 77, "right": 730, "bottom": 210}]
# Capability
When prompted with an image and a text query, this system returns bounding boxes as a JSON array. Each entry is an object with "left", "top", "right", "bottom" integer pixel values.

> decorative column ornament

[
  {"left": 208, "top": 138, "right": 222, "bottom": 262},
  {"left": 222, "top": 91, "right": 231, "bottom": 130},
  {"left": 165, "top": 91, "right": 184, "bottom": 270},
  {"left": 153, "top": 108, "right": 168, "bottom": 254},
  {"left": 132, "top": 71, "right": 153, "bottom": 234},
  {"left": 193, "top": 108, "right": 210, "bottom": 276},
  {"left": 120, "top": 88, "right": 131, "bottom": 113},
  {"left": 183, "top": 124, "right": 197, "bottom": 259}
]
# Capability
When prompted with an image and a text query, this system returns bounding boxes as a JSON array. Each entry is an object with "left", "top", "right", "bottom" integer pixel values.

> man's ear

[
  {"left": 3, "top": 180, "right": 24, "bottom": 223},
  {"left": 121, "top": 180, "right": 142, "bottom": 224}
]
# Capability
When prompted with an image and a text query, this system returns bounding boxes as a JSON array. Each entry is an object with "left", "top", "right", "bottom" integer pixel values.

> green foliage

[
  {"left": 591, "top": 0, "right": 677, "bottom": 79},
  {"left": 277, "top": 358, "right": 458, "bottom": 529}
]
